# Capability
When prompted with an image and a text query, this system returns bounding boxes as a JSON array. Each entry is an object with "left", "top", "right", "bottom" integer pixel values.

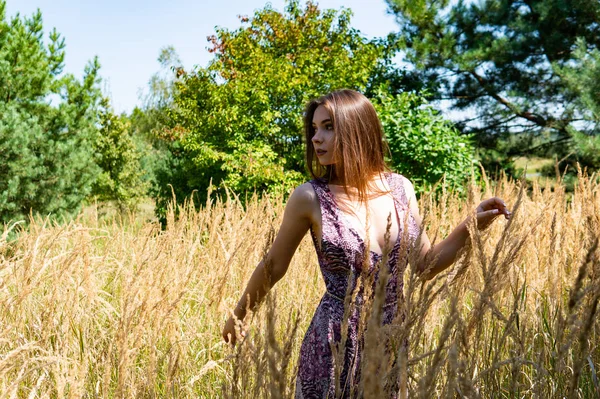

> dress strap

[
  {"left": 385, "top": 172, "right": 410, "bottom": 211},
  {"left": 308, "top": 178, "right": 342, "bottom": 251},
  {"left": 308, "top": 178, "right": 329, "bottom": 204}
]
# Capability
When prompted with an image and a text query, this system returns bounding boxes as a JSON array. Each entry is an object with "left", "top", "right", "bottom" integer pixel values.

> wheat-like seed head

[{"left": 0, "top": 171, "right": 598, "bottom": 397}]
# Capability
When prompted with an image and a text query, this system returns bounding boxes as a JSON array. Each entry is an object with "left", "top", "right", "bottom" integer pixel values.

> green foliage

[
  {"left": 385, "top": 0, "right": 600, "bottom": 170},
  {"left": 128, "top": 106, "right": 171, "bottom": 194},
  {"left": 570, "top": 130, "right": 600, "bottom": 171},
  {"left": 156, "top": 0, "right": 386, "bottom": 217},
  {"left": 0, "top": 2, "right": 102, "bottom": 223},
  {"left": 541, "top": 128, "right": 600, "bottom": 187},
  {"left": 129, "top": 46, "right": 185, "bottom": 218},
  {"left": 90, "top": 99, "right": 148, "bottom": 210},
  {"left": 555, "top": 38, "right": 600, "bottom": 130},
  {"left": 374, "top": 91, "right": 476, "bottom": 194},
  {"left": 531, "top": 38, "right": 600, "bottom": 179}
]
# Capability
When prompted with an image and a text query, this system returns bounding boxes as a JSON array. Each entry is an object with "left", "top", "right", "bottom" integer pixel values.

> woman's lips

[{"left": 316, "top": 150, "right": 327, "bottom": 156}]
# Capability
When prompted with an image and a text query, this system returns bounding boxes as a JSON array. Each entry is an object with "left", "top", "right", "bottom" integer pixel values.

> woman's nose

[{"left": 312, "top": 130, "right": 322, "bottom": 144}]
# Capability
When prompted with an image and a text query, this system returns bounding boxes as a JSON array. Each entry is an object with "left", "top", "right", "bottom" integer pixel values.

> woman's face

[{"left": 311, "top": 105, "right": 335, "bottom": 166}]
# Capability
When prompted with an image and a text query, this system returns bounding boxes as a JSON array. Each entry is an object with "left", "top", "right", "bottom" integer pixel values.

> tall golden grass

[{"left": 0, "top": 169, "right": 599, "bottom": 398}]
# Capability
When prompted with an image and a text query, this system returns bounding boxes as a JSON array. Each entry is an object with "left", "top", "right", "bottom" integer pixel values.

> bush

[{"left": 374, "top": 91, "right": 477, "bottom": 194}]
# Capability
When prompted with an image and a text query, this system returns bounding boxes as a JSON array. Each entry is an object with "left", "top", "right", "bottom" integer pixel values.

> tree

[
  {"left": 128, "top": 47, "right": 182, "bottom": 204},
  {"left": 156, "top": 0, "right": 386, "bottom": 217},
  {"left": 385, "top": 0, "right": 600, "bottom": 171},
  {"left": 551, "top": 38, "right": 600, "bottom": 174},
  {"left": 374, "top": 91, "right": 477, "bottom": 194},
  {"left": 139, "top": 45, "right": 182, "bottom": 112},
  {"left": 556, "top": 38, "right": 600, "bottom": 130},
  {"left": 91, "top": 99, "right": 148, "bottom": 210},
  {"left": 0, "top": 2, "right": 102, "bottom": 223}
]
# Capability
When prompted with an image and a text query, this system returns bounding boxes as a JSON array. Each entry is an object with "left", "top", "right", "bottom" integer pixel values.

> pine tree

[
  {"left": 386, "top": 0, "right": 600, "bottom": 170},
  {"left": 0, "top": 1, "right": 102, "bottom": 223}
]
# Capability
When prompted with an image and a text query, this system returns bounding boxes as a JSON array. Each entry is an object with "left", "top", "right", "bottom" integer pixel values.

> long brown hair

[{"left": 304, "top": 89, "right": 391, "bottom": 205}]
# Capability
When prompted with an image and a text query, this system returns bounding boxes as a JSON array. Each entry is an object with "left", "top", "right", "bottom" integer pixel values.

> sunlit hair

[{"left": 304, "top": 89, "right": 391, "bottom": 205}]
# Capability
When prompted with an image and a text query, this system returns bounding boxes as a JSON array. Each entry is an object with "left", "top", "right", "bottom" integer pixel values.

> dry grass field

[{"left": 0, "top": 169, "right": 599, "bottom": 398}]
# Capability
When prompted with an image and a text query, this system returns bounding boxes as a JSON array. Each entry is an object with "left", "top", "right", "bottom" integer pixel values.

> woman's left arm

[{"left": 403, "top": 178, "right": 511, "bottom": 280}]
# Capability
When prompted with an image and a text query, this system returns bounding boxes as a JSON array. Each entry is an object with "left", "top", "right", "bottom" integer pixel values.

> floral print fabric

[{"left": 295, "top": 172, "right": 420, "bottom": 398}]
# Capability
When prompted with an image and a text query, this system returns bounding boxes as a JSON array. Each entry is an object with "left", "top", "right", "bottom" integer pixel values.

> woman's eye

[{"left": 325, "top": 124, "right": 333, "bottom": 130}]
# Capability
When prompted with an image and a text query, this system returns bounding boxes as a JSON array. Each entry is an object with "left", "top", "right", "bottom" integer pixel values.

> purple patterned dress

[{"left": 295, "top": 172, "right": 420, "bottom": 398}]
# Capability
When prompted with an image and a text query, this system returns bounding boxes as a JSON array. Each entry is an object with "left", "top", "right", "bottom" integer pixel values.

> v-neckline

[{"left": 324, "top": 172, "right": 401, "bottom": 258}]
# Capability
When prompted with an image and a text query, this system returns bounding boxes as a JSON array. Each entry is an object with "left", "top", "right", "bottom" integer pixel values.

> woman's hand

[
  {"left": 475, "top": 197, "right": 511, "bottom": 230},
  {"left": 222, "top": 315, "right": 245, "bottom": 346}
]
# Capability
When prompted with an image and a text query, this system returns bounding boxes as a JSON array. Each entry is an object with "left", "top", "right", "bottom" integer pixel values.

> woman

[{"left": 222, "top": 89, "right": 510, "bottom": 397}]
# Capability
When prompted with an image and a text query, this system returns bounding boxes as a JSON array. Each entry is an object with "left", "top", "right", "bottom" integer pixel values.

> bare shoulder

[{"left": 285, "top": 182, "right": 319, "bottom": 220}]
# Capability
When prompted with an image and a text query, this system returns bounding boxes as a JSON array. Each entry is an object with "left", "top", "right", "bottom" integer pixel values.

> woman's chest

[{"left": 312, "top": 192, "right": 409, "bottom": 256}]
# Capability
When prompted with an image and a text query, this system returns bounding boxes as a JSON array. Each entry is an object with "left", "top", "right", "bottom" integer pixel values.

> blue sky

[{"left": 5, "top": 0, "right": 399, "bottom": 114}]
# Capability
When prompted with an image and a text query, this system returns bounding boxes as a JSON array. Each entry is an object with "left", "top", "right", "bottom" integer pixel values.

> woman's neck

[{"left": 328, "top": 171, "right": 386, "bottom": 187}]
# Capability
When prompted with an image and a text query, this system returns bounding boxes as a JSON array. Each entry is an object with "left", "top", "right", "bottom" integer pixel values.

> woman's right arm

[{"left": 222, "top": 183, "right": 316, "bottom": 345}]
